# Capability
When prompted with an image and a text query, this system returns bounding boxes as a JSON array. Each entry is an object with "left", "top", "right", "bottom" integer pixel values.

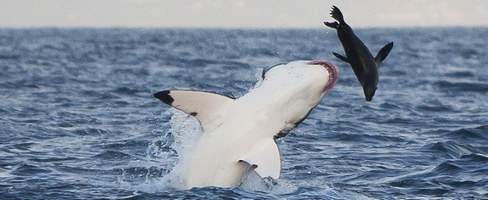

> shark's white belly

[
  {"left": 185, "top": 129, "right": 252, "bottom": 188},
  {"left": 185, "top": 98, "right": 284, "bottom": 188}
]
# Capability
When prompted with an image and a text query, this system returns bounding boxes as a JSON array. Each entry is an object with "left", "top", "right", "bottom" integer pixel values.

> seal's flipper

[
  {"left": 332, "top": 52, "right": 349, "bottom": 63},
  {"left": 239, "top": 138, "right": 281, "bottom": 179},
  {"left": 330, "top": 6, "right": 345, "bottom": 24},
  {"left": 324, "top": 21, "right": 339, "bottom": 29},
  {"left": 374, "top": 42, "right": 394, "bottom": 65},
  {"left": 154, "top": 90, "right": 235, "bottom": 132}
]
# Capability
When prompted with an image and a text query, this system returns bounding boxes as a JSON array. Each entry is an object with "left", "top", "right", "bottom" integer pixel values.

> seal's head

[{"left": 362, "top": 85, "right": 377, "bottom": 102}]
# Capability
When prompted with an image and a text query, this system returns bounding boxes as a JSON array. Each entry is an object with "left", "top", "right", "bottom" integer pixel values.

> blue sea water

[{"left": 0, "top": 27, "right": 487, "bottom": 199}]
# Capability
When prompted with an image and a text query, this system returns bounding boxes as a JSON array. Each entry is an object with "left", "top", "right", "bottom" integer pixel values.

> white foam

[
  {"left": 114, "top": 109, "right": 203, "bottom": 192},
  {"left": 239, "top": 171, "right": 298, "bottom": 195},
  {"left": 160, "top": 109, "right": 203, "bottom": 189}
]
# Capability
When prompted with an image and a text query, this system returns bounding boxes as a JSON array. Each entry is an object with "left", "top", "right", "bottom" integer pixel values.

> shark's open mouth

[{"left": 308, "top": 60, "right": 339, "bottom": 91}]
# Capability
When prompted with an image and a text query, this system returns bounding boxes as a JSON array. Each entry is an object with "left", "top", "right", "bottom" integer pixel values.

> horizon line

[{"left": 1, "top": 24, "right": 487, "bottom": 30}]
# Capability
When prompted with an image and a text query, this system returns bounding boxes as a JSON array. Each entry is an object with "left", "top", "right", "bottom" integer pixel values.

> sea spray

[{"left": 116, "top": 108, "right": 202, "bottom": 192}]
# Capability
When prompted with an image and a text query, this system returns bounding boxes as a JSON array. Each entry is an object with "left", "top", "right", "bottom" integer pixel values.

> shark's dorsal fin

[
  {"left": 374, "top": 42, "right": 394, "bottom": 65},
  {"left": 239, "top": 138, "right": 281, "bottom": 179},
  {"left": 154, "top": 90, "right": 235, "bottom": 132}
]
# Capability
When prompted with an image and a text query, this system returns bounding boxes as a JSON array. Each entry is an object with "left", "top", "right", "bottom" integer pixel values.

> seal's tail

[{"left": 330, "top": 6, "right": 345, "bottom": 24}]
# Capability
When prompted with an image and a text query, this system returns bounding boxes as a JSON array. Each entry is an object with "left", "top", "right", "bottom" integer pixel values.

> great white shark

[{"left": 154, "top": 60, "right": 339, "bottom": 189}]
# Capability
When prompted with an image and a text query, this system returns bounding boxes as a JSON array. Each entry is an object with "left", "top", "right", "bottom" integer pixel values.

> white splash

[
  {"left": 115, "top": 108, "right": 202, "bottom": 192},
  {"left": 160, "top": 109, "right": 203, "bottom": 189}
]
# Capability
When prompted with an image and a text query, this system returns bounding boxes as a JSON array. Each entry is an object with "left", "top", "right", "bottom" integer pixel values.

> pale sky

[{"left": 1, "top": 0, "right": 487, "bottom": 28}]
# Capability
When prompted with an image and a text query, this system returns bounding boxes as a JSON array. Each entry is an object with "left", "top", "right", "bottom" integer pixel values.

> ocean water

[{"left": 0, "top": 28, "right": 487, "bottom": 199}]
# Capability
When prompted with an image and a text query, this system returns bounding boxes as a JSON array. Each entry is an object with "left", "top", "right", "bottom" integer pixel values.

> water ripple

[{"left": 1, "top": 28, "right": 487, "bottom": 199}]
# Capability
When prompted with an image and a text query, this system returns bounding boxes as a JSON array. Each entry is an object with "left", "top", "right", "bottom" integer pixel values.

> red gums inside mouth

[{"left": 308, "top": 60, "right": 339, "bottom": 92}]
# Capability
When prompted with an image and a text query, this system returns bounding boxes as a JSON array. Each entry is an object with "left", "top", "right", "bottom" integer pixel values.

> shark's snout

[{"left": 308, "top": 60, "right": 339, "bottom": 91}]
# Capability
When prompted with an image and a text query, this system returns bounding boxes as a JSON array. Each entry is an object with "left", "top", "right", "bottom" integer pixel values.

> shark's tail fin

[{"left": 330, "top": 6, "right": 345, "bottom": 24}]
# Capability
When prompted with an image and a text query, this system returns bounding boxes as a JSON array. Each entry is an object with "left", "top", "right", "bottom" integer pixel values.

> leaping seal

[{"left": 324, "top": 6, "right": 393, "bottom": 101}]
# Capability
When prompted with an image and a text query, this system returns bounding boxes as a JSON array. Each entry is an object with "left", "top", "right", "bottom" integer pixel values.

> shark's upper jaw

[{"left": 307, "top": 60, "right": 339, "bottom": 92}]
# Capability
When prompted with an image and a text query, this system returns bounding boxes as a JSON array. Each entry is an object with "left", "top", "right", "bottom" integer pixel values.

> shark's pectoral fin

[
  {"left": 153, "top": 90, "right": 235, "bottom": 132},
  {"left": 374, "top": 42, "right": 394, "bottom": 65},
  {"left": 332, "top": 52, "right": 349, "bottom": 63},
  {"left": 239, "top": 139, "right": 281, "bottom": 179}
]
